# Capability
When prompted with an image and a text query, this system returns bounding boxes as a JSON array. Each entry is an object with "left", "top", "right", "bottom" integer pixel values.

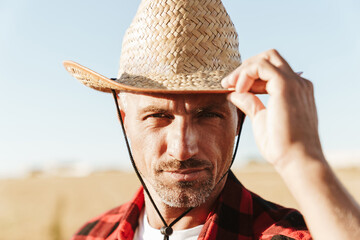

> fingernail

[{"left": 221, "top": 77, "right": 228, "bottom": 87}]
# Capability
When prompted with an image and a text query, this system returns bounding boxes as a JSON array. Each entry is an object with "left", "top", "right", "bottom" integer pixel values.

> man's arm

[{"left": 221, "top": 49, "right": 360, "bottom": 240}]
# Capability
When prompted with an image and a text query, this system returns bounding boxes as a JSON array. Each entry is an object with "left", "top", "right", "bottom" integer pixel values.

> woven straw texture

[{"left": 65, "top": 0, "right": 241, "bottom": 93}]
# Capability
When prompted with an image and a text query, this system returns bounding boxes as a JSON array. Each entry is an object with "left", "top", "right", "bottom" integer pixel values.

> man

[{"left": 64, "top": 0, "right": 360, "bottom": 239}]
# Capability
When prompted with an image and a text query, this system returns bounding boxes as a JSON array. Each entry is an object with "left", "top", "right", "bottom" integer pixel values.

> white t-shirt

[{"left": 133, "top": 208, "right": 203, "bottom": 240}]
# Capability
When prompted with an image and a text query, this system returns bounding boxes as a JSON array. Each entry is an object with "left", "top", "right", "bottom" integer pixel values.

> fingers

[
  {"left": 222, "top": 49, "right": 296, "bottom": 96},
  {"left": 261, "top": 49, "right": 293, "bottom": 72},
  {"left": 227, "top": 92, "right": 265, "bottom": 120},
  {"left": 222, "top": 59, "right": 280, "bottom": 93}
]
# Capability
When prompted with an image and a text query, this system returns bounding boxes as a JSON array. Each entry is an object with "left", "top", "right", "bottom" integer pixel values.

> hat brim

[{"left": 63, "top": 61, "right": 233, "bottom": 94}]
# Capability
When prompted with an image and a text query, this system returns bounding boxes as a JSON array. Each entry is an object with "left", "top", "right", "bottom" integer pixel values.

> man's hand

[
  {"left": 221, "top": 49, "right": 360, "bottom": 240},
  {"left": 221, "top": 49, "right": 324, "bottom": 171}
]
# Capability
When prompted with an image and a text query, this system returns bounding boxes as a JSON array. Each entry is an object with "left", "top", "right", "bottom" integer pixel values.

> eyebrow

[
  {"left": 139, "top": 106, "right": 168, "bottom": 114},
  {"left": 139, "top": 103, "right": 228, "bottom": 115}
]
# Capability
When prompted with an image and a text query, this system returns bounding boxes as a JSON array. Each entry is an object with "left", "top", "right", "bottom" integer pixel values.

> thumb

[{"left": 227, "top": 92, "right": 265, "bottom": 120}]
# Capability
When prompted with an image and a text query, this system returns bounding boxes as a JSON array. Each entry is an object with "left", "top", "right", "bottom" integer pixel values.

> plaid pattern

[{"left": 71, "top": 171, "right": 311, "bottom": 240}]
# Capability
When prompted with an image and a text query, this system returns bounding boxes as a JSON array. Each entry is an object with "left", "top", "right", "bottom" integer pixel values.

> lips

[
  {"left": 156, "top": 158, "right": 213, "bottom": 181},
  {"left": 163, "top": 168, "right": 208, "bottom": 181}
]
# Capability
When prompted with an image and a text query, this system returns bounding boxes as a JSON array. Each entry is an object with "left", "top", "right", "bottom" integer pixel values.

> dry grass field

[{"left": 1, "top": 164, "right": 360, "bottom": 240}]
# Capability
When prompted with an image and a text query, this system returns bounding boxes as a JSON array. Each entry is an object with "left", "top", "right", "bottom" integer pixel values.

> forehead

[{"left": 125, "top": 92, "right": 233, "bottom": 112}]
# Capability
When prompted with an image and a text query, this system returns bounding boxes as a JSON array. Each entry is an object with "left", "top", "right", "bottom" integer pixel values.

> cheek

[
  {"left": 198, "top": 123, "right": 236, "bottom": 169},
  {"left": 127, "top": 124, "right": 165, "bottom": 173}
]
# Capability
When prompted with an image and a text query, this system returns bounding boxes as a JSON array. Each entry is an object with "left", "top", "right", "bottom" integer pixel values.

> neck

[{"left": 143, "top": 176, "right": 227, "bottom": 230}]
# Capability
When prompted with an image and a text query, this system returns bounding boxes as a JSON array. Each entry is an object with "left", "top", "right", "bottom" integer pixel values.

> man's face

[{"left": 122, "top": 93, "right": 239, "bottom": 208}]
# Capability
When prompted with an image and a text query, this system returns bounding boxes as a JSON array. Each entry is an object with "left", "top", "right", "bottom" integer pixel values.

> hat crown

[{"left": 117, "top": 0, "right": 241, "bottom": 89}]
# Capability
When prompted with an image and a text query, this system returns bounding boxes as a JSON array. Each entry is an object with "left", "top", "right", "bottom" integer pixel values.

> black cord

[
  {"left": 111, "top": 90, "right": 168, "bottom": 228},
  {"left": 111, "top": 90, "right": 244, "bottom": 239}
]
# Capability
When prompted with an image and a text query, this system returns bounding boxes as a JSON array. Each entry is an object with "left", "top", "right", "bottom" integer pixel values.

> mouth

[{"left": 162, "top": 168, "right": 208, "bottom": 181}]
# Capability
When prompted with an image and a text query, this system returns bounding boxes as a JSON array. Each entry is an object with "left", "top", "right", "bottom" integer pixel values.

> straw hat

[{"left": 63, "top": 0, "right": 241, "bottom": 93}]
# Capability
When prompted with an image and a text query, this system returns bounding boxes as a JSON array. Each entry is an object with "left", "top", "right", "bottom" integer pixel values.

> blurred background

[{"left": 1, "top": 0, "right": 359, "bottom": 239}]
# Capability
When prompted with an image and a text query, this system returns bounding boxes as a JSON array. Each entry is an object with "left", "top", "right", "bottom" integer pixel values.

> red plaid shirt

[{"left": 71, "top": 171, "right": 311, "bottom": 240}]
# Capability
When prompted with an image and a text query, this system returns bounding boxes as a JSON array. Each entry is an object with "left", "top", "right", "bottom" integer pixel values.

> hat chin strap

[{"left": 111, "top": 90, "right": 244, "bottom": 240}]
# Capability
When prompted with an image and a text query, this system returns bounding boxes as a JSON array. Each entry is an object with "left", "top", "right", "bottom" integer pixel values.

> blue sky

[{"left": 0, "top": 0, "right": 359, "bottom": 177}]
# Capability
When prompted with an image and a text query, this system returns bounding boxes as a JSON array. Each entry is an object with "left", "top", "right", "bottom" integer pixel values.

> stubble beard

[
  {"left": 149, "top": 158, "right": 215, "bottom": 208},
  {"left": 151, "top": 173, "right": 214, "bottom": 208}
]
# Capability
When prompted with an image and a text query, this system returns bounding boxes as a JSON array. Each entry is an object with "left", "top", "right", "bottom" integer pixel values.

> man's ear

[
  {"left": 116, "top": 95, "right": 127, "bottom": 126},
  {"left": 236, "top": 109, "right": 246, "bottom": 135}
]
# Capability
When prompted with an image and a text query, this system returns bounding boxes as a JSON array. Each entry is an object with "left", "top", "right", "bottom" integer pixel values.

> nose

[{"left": 167, "top": 117, "right": 199, "bottom": 161}]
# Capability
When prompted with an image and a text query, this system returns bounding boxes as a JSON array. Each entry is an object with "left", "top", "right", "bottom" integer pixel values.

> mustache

[{"left": 156, "top": 158, "right": 213, "bottom": 172}]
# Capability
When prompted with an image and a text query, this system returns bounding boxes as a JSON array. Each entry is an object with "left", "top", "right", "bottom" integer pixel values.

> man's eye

[
  {"left": 152, "top": 113, "right": 167, "bottom": 118},
  {"left": 145, "top": 113, "right": 173, "bottom": 119},
  {"left": 198, "top": 112, "right": 223, "bottom": 118}
]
